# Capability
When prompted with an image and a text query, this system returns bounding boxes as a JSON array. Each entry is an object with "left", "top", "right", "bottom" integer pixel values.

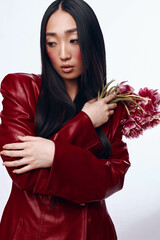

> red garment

[{"left": 0, "top": 73, "right": 130, "bottom": 240}]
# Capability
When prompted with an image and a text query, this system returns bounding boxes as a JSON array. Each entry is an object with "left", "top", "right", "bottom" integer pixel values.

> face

[{"left": 46, "top": 9, "right": 83, "bottom": 82}]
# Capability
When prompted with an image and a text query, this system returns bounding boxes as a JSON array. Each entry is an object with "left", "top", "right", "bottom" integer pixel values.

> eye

[
  {"left": 46, "top": 42, "right": 56, "bottom": 47},
  {"left": 70, "top": 39, "right": 79, "bottom": 44}
]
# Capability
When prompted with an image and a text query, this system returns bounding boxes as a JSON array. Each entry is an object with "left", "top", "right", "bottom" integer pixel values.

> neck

[{"left": 64, "top": 78, "right": 79, "bottom": 101}]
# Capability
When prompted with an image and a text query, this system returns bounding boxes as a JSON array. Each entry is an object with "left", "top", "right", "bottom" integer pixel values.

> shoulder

[
  {"left": 1, "top": 73, "right": 41, "bottom": 102},
  {"left": 1, "top": 73, "right": 41, "bottom": 90}
]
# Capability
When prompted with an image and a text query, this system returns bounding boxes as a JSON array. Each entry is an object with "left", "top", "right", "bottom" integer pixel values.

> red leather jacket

[{"left": 0, "top": 73, "right": 130, "bottom": 240}]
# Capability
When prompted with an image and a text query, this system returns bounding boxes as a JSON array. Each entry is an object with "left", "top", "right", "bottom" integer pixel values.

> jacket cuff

[{"left": 53, "top": 111, "right": 103, "bottom": 154}]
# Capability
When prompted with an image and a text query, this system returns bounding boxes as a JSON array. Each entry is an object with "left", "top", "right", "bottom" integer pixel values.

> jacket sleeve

[
  {"left": 52, "top": 111, "right": 103, "bottom": 154},
  {"left": 34, "top": 123, "right": 130, "bottom": 203},
  {"left": 0, "top": 73, "right": 41, "bottom": 191},
  {"left": 0, "top": 74, "right": 130, "bottom": 204}
]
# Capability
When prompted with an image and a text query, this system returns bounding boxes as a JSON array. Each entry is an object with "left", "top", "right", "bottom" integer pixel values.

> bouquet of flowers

[{"left": 98, "top": 80, "right": 160, "bottom": 138}]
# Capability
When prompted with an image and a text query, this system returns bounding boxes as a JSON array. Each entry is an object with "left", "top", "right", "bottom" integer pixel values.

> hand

[
  {"left": 82, "top": 94, "right": 117, "bottom": 128},
  {"left": 1, "top": 136, "right": 55, "bottom": 174}
]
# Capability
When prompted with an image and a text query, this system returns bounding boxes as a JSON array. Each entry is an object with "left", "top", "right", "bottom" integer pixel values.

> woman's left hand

[{"left": 1, "top": 136, "right": 55, "bottom": 174}]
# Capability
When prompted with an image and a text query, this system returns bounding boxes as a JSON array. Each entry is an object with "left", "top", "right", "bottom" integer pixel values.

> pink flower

[
  {"left": 139, "top": 112, "right": 160, "bottom": 130},
  {"left": 120, "top": 87, "right": 160, "bottom": 138},
  {"left": 121, "top": 117, "right": 143, "bottom": 138},
  {"left": 138, "top": 88, "right": 160, "bottom": 112},
  {"left": 118, "top": 81, "right": 135, "bottom": 94},
  {"left": 121, "top": 109, "right": 160, "bottom": 138},
  {"left": 100, "top": 80, "right": 160, "bottom": 138}
]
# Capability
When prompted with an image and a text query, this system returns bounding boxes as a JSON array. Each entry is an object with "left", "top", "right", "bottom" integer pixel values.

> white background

[{"left": 0, "top": 1, "right": 160, "bottom": 239}]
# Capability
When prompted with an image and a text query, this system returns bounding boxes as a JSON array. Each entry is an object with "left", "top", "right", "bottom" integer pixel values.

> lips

[{"left": 61, "top": 65, "right": 74, "bottom": 73}]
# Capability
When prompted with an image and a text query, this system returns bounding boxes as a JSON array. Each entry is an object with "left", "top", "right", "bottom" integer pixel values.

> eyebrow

[{"left": 46, "top": 28, "right": 77, "bottom": 37}]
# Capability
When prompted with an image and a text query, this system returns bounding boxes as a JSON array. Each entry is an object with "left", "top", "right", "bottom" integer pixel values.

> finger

[
  {"left": 12, "top": 165, "right": 32, "bottom": 174},
  {"left": 109, "top": 110, "right": 114, "bottom": 115},
  {"left": 108, "top": 103, "right": 117, "bottom": 110},
  {"left": 3, "top": 159, "right": 23, "bottom": 167},
  {"left": 0, "top": 150, "right": 25, "bottom": 158},
  {"left": 104, "top": 94, "right": 116, "bottom": 103},
  {"left": 3, "top": 157, "right": 32, "bottom": 168},
  {"left": 3, "top": 142, "right": 26, "bottom": 150},
  {"left": 89, "top": 98, "right": 97, "bottom": 103},
  {"left": 18, "top": 135, "right": 40, "bottom": 142}
]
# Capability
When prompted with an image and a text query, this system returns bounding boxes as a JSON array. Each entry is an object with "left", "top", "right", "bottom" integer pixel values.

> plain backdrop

[{"left": 0, "top": 0, "right": 160, "bottom": 239}]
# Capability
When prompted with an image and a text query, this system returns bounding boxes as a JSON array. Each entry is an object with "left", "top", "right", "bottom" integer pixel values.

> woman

[{"left": 0, "top": 0, "right": 130, "bottom": 239}]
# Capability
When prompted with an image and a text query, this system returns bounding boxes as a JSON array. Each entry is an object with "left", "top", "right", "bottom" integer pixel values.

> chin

[{"left": 62, "top": 74, "right": 81, "bottom": 81}]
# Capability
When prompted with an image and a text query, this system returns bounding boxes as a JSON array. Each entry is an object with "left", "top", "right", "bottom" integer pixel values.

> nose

[{"left": 59, "top": 42, "right": 71, "bottom": 61}]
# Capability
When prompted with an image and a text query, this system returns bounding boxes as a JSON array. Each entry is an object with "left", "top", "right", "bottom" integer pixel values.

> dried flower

[
  {"left": 119, "top": 81, "right": 134, "bottom": 94},
  {"left": 98, "top": 80, "right": 160, "bottom": 138},
  {"left": 120, "top": 117, "right": 143, "bottom": 138},
  {"left": 138, "top": 88, "right": 160, "bottom": 112}
]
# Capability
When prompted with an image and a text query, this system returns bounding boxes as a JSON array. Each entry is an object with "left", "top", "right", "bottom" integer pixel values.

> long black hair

[{"left": 35, "top": 0, "right": 111, "bottom": 158}]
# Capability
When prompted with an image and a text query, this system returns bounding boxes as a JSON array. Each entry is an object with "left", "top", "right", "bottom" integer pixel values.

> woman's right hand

[{"left": 82, "top": 94, "right": 117, "bottom": 128}]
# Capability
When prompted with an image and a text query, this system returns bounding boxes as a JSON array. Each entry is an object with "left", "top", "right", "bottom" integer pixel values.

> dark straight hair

[{"left": 35, "top": 0, "right": 111, "bottom": 158}]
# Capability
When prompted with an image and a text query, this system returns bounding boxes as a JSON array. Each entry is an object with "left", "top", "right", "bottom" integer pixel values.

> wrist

[
  {"left": 48, "top": 140, "right": 55, "bottom": 167},
  {"left": 81, "top": 110, "right": 95, "bottom": 127}
]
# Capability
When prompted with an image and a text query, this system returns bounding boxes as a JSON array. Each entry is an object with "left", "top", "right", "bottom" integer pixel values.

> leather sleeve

[
  {"left": 34, "top": 124, "right": 130, "bottom": 203},
  {"left": 0, "top": 74, "right": 130, "bottom": 204},
  {"left": 52, "top": 111, "right": 103, "bottom": 154},
  {"left": 0, "top": 74, "right": 41, "bottom": 190}
]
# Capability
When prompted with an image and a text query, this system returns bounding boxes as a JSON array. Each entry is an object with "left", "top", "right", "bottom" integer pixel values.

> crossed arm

[
  {"left": 0, "top": 75, "right": 117, "bottom": 175},
  {"left": 0, "top": 74, "right": 130, "bottom": 203}
]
